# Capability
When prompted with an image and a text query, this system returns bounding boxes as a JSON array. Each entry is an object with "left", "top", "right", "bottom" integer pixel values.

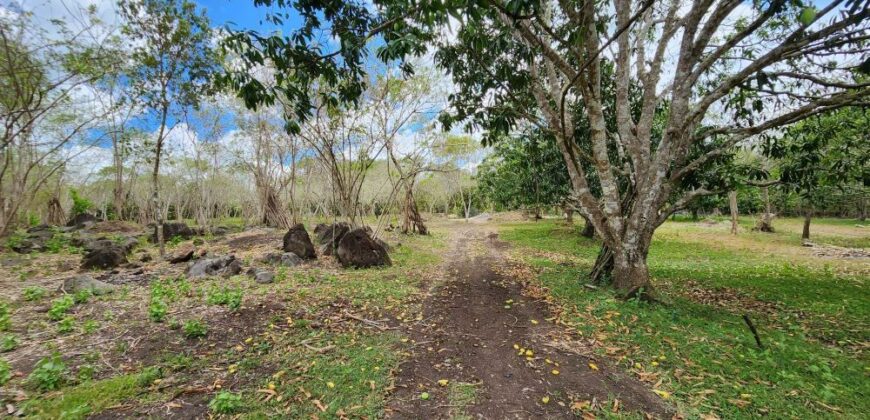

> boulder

[
  {"left": 168, "top": 248, "right": 195, "bottom": 264},
  {"left": 260, "top": 252, "right": 303, "bottom": 267},
  {"left": 150, "top": 222, "right": 197, "bottom": 243},
  {"left": 186, "top": 255, "right": 241, "bottom": 278},
  {"left": 282, "top": 224, "right": 316, "bottom": 260},
  {"left": 59, "top": 275, "right": 116, "bottom": 295},
  {"left": 336, "top": 228, "right": 391, "bottom": 268},
  {"left": 314, "top": 223, "right": 350, "bottom": 256},
  {"left": 66, "top": 213, "right": 98, "bottom": 228},
  {"left": 81, "top": 240, "right": 128, "bottom": 270},
  {"left": 247, "top": 268, "right": 275, "bottom": 284}
]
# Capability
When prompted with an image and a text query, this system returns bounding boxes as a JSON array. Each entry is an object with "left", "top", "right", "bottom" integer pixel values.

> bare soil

[{"left": 386, "top": 226, "right": 670, "bottom": 419}]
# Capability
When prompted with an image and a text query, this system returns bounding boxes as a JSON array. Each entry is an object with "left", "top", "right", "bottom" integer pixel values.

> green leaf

[{"left": 798, "top": 7, "right": 817, "bottom": 25}]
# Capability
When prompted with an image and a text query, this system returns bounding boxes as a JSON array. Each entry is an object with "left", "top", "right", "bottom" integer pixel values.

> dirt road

[{"left": 386, "top": 224, "right": 669, "bottom": 419}]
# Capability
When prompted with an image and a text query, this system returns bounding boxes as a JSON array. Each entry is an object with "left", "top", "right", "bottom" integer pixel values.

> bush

[
  {"left": 57, "top": 317, "right": 75, "bottom": 334},
  {"left": 208, "top": 391, "right": 244, "bottom": 414},
  {"left": 206, "top": 286, "right": 243, "bottom": 312},
  {"left": 1, "top": 335, "right": 17, "bottom": 352},
  {"left": 48, "top": 295, "right": 75, "bottom": 321},
  {"left": 23, "top": 286, "right": 46, "bottom": 301},
  {"left": 68, "top": 189, "right": 93, "bottom": 216},
  {"left": 28, "top": 354, "right": 68, "bottom": 391},
  {"left": 148, "top": 299, "right": 168, "bottom": 323},
  {"left": 73, "top": 289, "right": 91, "bottom": 304},
  {"left": 183, "top": 320, "right": 207, "bottom": 338}
]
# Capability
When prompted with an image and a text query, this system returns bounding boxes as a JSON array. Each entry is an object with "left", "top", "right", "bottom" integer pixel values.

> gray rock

[
  {"left": 247, "top": 269, "right": 275, "bottom": 284},
  {"left": 186, "top": 255, "right": 241, "bottom": 278},
  {"left": 260, "top": 252, "right": 302, "bottom": 267},
  {"left": 66, "top": 213, "right": 98, "bottom": 228},
  {"left": 59, "top": 275, "right": 116, "bottom": 295}
]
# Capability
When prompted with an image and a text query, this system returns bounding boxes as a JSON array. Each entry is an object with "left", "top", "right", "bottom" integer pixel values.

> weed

[
  {"left": 48, "top": 295, "right": 75, "bottom": 321},
  {"left": 73, "top": 289, "right": 91, "bottom": 304},
  {"left": 57, "top": 317, "right": 75, "bottom": 334},
  {"left": 137, "top": 366, "right": 163, "bottom": 387},
  {"left": 206, "top": 286, "right": 243, "bottom": 311},
  {"left": 0, "top": 359, "right": 10, "bottom": 385},
  {"left": 0, "top": 303, "right": 10, "bottom": 331},
  {"left": 148, "top": 299, "right": 168, "bottom": 323},
  {"left": 4, "top": 231, "right": 27, "bottom": 251},
  {"left": 77, "top": 364, "right": 96, "bottom": 382},
  {"left": 168, "top": 235, "right": 183, "bottom": 247},
  {"left": 208, "top": 391, "right": 244, "bottom": 414},
  {"left": 1, "top": 335, "right": 17, "bottom": 352},
  {"left": 162, "top": 352, "right": 193, "bottom": 372},
  {"left": 82, "top": 320, "right": 100, "bottom": 334},
  {"left": 27, "top": 354, "right": 68, "bottom": 391},
  {"left": 23, "top": 286, "right": 46, "bottom": 301},
  {"left": 183, "top": 320, "right": 207, "bottom": 338}
]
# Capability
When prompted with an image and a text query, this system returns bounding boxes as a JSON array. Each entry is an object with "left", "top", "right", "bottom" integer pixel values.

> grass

[
  {"left": 499, "top": 218, "right": 869, "bottom": 419},
  {"left": 23, "top": 369, "right": 160, "bottom": 419}
]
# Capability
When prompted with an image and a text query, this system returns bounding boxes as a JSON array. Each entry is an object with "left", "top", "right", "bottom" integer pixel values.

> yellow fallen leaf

[
  {"left": 551, "top": 369, "right": 560, "bottom": 375},
  {"left": 530, "top": 319, "right": 539, "bottom": 325},
  {"left": 438, "top": 379, "right": 449, "bottom": 386},
  {"left": 327, "top": 382, "right": 335, "bottom": 389},
  {"left": 513, "top": 344, "right": 520, "bottom": 350},
  {"left": 588, "top": 362, "right": 599, "bottom": 371},
  {"left": 541, "top": 396, "right": 550, "bottom": 404},
  {"left": 525, "top": 350, "right": 533, "bottom": 357},
  {"left": 244, "top": 337, "right": 253, "bottom": 344},
  {"left": 653, "top": 389, "right": 671, "bottom": 399},
  {"left": 268, "top": 382, "right": 275, "bottom": 390}
]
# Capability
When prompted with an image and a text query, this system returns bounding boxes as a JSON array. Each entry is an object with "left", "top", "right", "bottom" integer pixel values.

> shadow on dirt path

[{"left": 386, "top": 224, "right": 671, "bottom": 419}]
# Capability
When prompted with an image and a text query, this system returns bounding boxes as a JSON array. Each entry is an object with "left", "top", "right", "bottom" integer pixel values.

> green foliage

[
  {"left": 1, "top": 335, "right": 17, "bottom": 352},
  {"left": 208, "top": 391, "right": 244, "bottom": 414},
  {"left": 206, "top": 286, "right": 243, "bottom": 311},
  {"left": 148, "top": 299, "right": 168, "bottom": 323},
  {"left": 23, "top": 370, "right": 155, "bottom": 418},
  {"left": 27, "top": 212, "right": 40, "bottom": 227},
  {"left": 4, "top": 231, "right": 27, "bottom": 251},
  {"left": 0, "top": 359, "right": 10, "bottom": 385},
  {"left": 0, "top": 303, "right": 10, "bottom": 331},
  {"left": 137, "top": 366, "right": 163, "bottom": 387},
  {"left": 73, "top": 289, "right": 91, "bottom": 304},
  {"left": 28, "top": 354, "right": 68, "bottom": 391},
  {"left": 23, "top": 286, "right": 47, "bottom": 301},
  {"left": 182, "top": 320, "right": 207, "bottom": 338},
  {"left": 48, "top": 295, "right": 75, "bottom": 321},
  {"left": 68, "top": 189, "right": 93, "bottom": 216},
  {"left": 82, "top": 320, "right": 100, "bottom": 334},
  {"left": 57, "top": 317, "right": 75, "bottom": 334}
]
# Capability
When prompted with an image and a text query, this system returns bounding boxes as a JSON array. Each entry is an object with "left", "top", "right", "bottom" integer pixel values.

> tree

[
  {"left": 120, "top": 0, "right": 216, "bottom": 255},
  {"left": 772, "top": 106, "right": 869, "bottom": 240},
  {"left": 389, "top": 0, "right": 869, "bottom": 297},
  {"left": 477, "top": 129, "right": 570, "bottom": 219},
  {"left": 432, "top": 134, "right": 481, "bottom": 221}
]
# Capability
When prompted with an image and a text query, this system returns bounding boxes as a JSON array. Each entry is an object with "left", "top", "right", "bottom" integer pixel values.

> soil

[{"left": 386, "top": 225, "right": 671, "bottom": 419}]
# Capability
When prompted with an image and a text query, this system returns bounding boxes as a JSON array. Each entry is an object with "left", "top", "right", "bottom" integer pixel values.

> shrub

[
  {"left": 182, "top": 320, "right": 207, "bottom": 338},
  {"left": 148, "top": 299, "right": 168, "bottom": 323},
  {"left": 1, "top": 335, "right": 17, "bottom": 352},
  {"left": 0, "top": 359, "right": 10, "bottom": 385},
  {"left": 73, "top": 289, "right": 91, "bottom": 304},
  {"left": 208, "top": 391, "right": 244, "bottom": 414},
  {"left": 206, "top": 286, "right": 243, "bottom": 312},
  {"left": 4, "top": 231, "right": 26, "bottom": 251},
  {"left": 43, "top": 232, "right": 70, "bottom": 254},
  {"left": 28, "top": 354, "right": 68, "bottom": 391},
  {"left": 57, "top": 317, "right": 75, "bottom": 334},
  {"left": 23, "top": 286, "right": 46, "bottom": 301},
  {"left": 48, "top": 295, "right": 75, "bottom": 321},
  {"left": 68, "top": 189, "right": 93, "bottom": 216},
  {"left": 26, "top": 212, "right": 40, "bottom": 227}
]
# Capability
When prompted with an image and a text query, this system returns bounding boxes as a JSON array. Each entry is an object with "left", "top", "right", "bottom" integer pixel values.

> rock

[
  {"left": 139, "top": 252, "right": 153, "bottom": 262},
  {"left": 336, "top": 228, "right": 391, "bottom": 268},
  {"left": 247, "top": 268, "right": 275, "bottom": 284},
  {"left": 314, "top": 223, "right": 350, "bottom": 256},
  {"left": 168, "top": 248, "right": 195, "bottom": 264},
  {"left": 66, "top": 213, "right": 98, "bottom": 228},
  {"left": 212, "top": 226, "right": 230, "bottom": 236},
  {"left": 10, "top": 239, "right": 36, "bottom": 254},
  {"left": 59, "top": 275, "right": 116, "bottom": 295},
  {"left": 282, "top": 224, "right": 316, "bottom": 260},
  {"left": 81, "top": 240, "right": 128, "bottom": 269},
  {"left": 150, "top": 222, "right": 196, "bottom": 243},
  {"left": 186, "top": 255, "right": 241, "bottom": 278},
  {"left": 260, "top": 252, "right": 302, "bottom": 267}
]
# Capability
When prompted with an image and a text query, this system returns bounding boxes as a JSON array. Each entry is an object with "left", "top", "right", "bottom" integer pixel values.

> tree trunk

[
  {"left": 802, "top": 208, "right": 812, "bottom": 241},
  {"left": 565, "top": 206, "right": 573, "bottom": 224},
  {"left": 589, "top": 244, "right": 613, "bottom": 284},
  {"left": 580, "top": 217, "right": 595, "bottom": 238},
  {"left": 258, "top": 181, "right": 291, "bottom": 229},
  {"left": 47, "top": 197, "right": 64, "bottom": 226},
  {"left": 728, "top": 190, "right": 739, "bottom": 235},
  {"left": 611, "top": 247, "right": 652, "bottom": 299},
  {"left": 754, "top": 186, "right": 775, "bottom": 233},
  {"left": 401, "top": 187, "right": 427, "bottom": 235}
]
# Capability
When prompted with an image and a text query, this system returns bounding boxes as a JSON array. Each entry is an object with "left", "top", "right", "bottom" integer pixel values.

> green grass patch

[
  {"left": 23, "top": 369, "right": 160, "bottom": 419},
  {"left": 500, "top": 220, "right": 870, "bottom": 418}
]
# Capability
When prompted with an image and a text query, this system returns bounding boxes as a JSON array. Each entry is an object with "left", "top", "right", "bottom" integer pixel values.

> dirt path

[{"left": 386, "top": 224, "right": 670, "bottom": 419}]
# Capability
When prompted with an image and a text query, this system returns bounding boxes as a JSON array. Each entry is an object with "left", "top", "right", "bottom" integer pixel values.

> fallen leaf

[
  {"left": 653, "top": 389, "right": 671, "bottom": 399},
  {"left": 437, "top": 379, "right": 449, "bottom": 387},
  {"left": 541, "top": 396, "right": 550, "bottom": 404},
  {"left": 588, "top": 362, "right": 599, "bottom": 371}
]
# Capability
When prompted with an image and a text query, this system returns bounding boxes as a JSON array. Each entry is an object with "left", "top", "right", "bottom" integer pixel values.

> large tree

[{"left": 120, "top": 0, "right": 216, "bottom": 255}]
